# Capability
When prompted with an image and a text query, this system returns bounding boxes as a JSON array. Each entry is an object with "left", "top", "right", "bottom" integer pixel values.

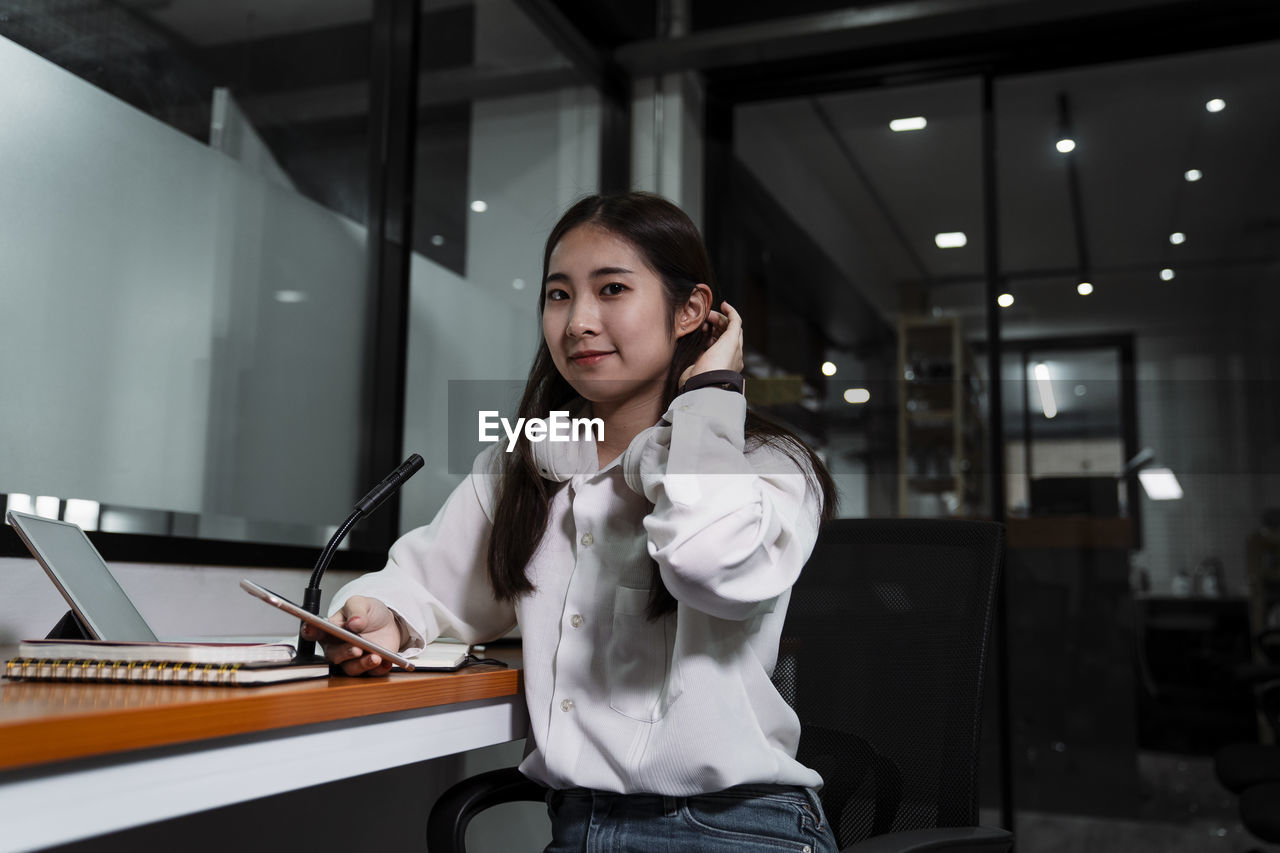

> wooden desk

[
  {"left": 1006, "top": 516, "right": 1135, "bottom": 549},
  {"left": 0, "top": 650, "right": 525, "bottom": 853}
]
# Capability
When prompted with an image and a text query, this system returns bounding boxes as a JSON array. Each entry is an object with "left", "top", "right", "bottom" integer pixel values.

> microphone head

[
  {"left": 355, "top": 453, "right": 426, "bottom": 514},
  {"left": 307, "top": 453, "right": 428, "bottom": 600}
]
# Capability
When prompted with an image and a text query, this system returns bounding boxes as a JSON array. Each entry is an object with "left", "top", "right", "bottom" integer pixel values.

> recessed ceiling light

[
  {"left": 821, "top": 361, "right": 837, "bottom": 376},
  {"left": 1160, "top": 268, "right": 1175, "bottom": 281},
  {"left": 1184, "top": 169, "right": 1203, "bottom": 182},
  {"left": 274, "top": 290, "right": 307, "bottom": 303},
  {"left": 431, "top": 234, "right": 446, "bottom": 246},
  {"left": 890, "top": 116, "right": 927, "bottom": 132},
  {"left": 1077, "top": 282, "right": 1093, "bottom": 295},
  {"left": 1033, "top": 362, "right": 1057, "bottom": 419},
  {"left": 1056, "top": 138, "right": 1076, "bottom": 153},
  {"left": 935, "top": 232, "right": 967, "bottom": 249},
  {"left": 843, "top": 388, "right": 871, "bottom": 404},
  {"left": 1074, "top": 384, "right": 1087, "bottom": 397},
  {"left": 470, "top": 200, "right": 488, "bottom": 213},
  {"left": 997, "top": 293, "right": 1014, "bottom": 308},
  {"left": 512, "top": 278, "right": 526, "bottom": 290},
  {"left": 1205, "top": 98, "right": 1226, "bottom": 113},
  {"left": 1169, "top": 232, "right": 1186, "bottom": 245}
]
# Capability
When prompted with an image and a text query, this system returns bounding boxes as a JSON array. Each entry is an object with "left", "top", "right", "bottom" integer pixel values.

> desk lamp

[{"left": 1117, "top": 447, "right": 1183, "bottom": 500}]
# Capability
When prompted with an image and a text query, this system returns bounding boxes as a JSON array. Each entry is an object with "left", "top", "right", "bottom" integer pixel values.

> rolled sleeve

[{"left": 622, "top": 388, "right": 823, "bottom": 620}]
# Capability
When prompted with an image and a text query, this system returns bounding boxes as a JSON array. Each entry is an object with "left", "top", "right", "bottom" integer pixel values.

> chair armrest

[
  {"left": 840, "top": 826, "right": 1013, "bottom": 853},
  {"left": 426, "top": 766, "right": 548, "bottom": 853}
]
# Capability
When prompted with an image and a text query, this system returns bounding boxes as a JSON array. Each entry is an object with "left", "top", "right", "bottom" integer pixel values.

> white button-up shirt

[{"left": 330, "top": 388, "right": 825, "bottom": 795}]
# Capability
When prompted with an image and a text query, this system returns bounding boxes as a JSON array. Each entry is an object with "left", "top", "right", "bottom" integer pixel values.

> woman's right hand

[
  {"left": 301, "top": 595, "right": 404, "bottom": 676},
  {"left": 679, "top": 300, "right": 744, "bottom": 388}
]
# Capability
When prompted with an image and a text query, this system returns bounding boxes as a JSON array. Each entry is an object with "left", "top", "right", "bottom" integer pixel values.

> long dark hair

[{"left": 487, "top": 191, "right": 837, "bottom": 619}]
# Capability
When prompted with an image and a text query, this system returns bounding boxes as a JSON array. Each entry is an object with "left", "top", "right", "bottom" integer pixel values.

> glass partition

[
  {"left": 731, "top": 78, "right": 990, "bottom": 523},
  {"left": 0, "top": 2, "right": 608, "bottom": 551},
  {"left": 0, "top": 7, "right": 374, "bottom": 548},
  {"left": 726, "top": 40, "right": 1280, "bottom": 837},
  {"left": 729, "top": 72, "right": 1000, "bottom": 820},
  {"left": 400, "top": 0, "right": 601, "bottom": 524},
  {"left": 995, "top": 40, "right": 1280, "bottom": 843}
]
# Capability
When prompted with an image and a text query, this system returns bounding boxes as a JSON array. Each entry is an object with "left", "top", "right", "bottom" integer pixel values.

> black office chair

[{"left": 428, "top": 518, "right": 1012, "bottom": 852}]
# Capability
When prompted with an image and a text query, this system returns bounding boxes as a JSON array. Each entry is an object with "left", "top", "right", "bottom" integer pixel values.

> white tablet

[{"left": 7, "top": 510, "right": 157, "bottom": 642}]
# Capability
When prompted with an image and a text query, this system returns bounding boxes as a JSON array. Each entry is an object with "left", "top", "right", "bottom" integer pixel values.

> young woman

[{"left": 307, "top": 191, "right": 840, "bottom": 852}]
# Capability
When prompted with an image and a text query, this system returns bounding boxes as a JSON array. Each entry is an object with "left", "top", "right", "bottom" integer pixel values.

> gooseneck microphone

[{"left": 297, "top": 453, "right": 425, "bottom": 661}]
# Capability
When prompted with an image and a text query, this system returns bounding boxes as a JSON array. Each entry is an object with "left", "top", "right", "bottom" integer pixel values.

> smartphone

[{"left": 239, "top": 579, "right": 416, "bottom": 671}]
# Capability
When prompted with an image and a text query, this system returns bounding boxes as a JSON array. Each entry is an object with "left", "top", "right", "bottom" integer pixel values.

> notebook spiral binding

[{"left": 5, "top": 657, "right": 248, "bottom": 685}]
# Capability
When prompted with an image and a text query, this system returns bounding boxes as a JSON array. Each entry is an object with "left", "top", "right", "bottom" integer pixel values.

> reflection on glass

[
  {"left": 997, "top": 41, "right": 1280, "bottom": 838},
  {"left": 6, "top": 494, "right": 35, "bottom": 517},
  {"left": 1003, "top": 346, "right": 1127, "bottom": 518},
  {"left": 4, "top": 492, "right": 343, "bottom": 549},
  {"left": 0, "top": 6, "right": 375, "bottom": 549},
  {"left": 732, "top": 78, "right": 989, "bottom": 522},
  {"left": 63, "top": 499, "right": 101, "bottom": 532},
  {"left": 398, "top": 0, "right": 603, "bottom": 525}
]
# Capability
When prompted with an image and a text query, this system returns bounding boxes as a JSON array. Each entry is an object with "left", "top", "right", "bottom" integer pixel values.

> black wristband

[{"left": 678, "top": 369, "right": 745, "bottom": 396}]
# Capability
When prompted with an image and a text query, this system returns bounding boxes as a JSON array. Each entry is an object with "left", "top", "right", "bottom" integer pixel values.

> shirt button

[
  {"left": 560, "top": 698, "right": 574, "bottom": 712},
  {"left": 580, "top": 532, "right": 594, "bottom": 546},
  {"left": 569, "top": 614, "right": 584, "bottom": 629}
]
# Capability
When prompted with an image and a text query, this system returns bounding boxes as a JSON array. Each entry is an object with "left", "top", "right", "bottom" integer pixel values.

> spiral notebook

[{"left": 4, "top": 656, "right": 329, "bottom": 686}]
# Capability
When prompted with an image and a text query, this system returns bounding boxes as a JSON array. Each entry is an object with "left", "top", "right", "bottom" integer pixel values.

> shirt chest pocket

[{"left": 606, "top": 586, "right": 683, "bottom": 722}]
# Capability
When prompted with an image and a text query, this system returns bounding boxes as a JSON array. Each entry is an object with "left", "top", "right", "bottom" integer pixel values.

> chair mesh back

[{"left": 775, "top": 518, "right": 1004, "bottom": 847}]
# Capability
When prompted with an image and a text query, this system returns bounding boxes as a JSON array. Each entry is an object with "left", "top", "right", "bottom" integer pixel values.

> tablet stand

[{"left": 46, "top": 609, "right": 93, "bottom": 640}]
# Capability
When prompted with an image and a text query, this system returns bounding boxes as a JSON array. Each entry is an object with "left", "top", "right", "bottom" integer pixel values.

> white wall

[
  {"left": 0, "top": 555, "right": 360, "bottom": 644},
  {"left": 1005, "top": 438, "right": 1127, "bottom": 514}
]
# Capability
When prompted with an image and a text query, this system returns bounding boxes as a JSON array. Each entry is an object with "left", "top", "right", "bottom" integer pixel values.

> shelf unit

[{"left": 897, "top": 316, "right": 985, "bottom": 517}]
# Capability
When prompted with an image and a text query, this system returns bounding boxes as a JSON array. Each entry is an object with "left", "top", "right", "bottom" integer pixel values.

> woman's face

[{"left": 542, "top": 224, "right": 681, "bottom": 408}]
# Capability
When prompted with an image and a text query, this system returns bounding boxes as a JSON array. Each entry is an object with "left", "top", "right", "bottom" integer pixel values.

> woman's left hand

[{"left": 680, "top": 300, "right": 744, "bottom": 388}]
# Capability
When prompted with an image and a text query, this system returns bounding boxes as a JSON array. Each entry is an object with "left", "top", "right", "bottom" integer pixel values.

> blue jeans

[{"left": 544, "top": 784, "right": 839, "bottom": 852}]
